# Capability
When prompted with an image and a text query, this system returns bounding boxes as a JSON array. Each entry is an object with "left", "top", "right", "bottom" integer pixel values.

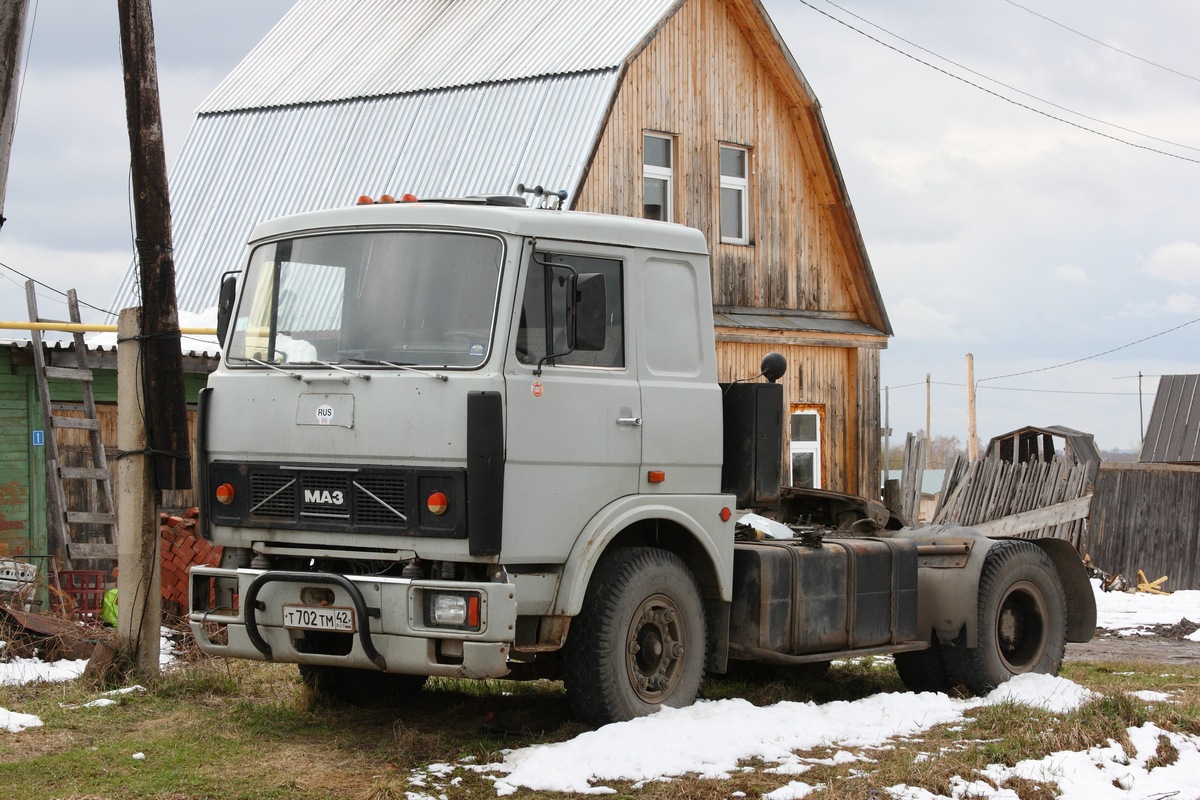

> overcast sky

[{"left": 3, "top": 1, "right": 1198, "bottom": 452}]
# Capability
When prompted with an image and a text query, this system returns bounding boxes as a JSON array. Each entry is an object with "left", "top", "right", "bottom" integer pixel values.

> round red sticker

[{"left": 531, "top": 381, "right": 544, "bottom": 398}]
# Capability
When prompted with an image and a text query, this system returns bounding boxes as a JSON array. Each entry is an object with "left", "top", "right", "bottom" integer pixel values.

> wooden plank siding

[
  {"left": 577, "top": 0, "right": 862, "bottom": 317},
  {"left": 713, "top": 337, "right": 881, "bottom": 497},
  {"left": 1086, "top": 461, "right": 1200, "bottom": 590},
  {"left": 575, "top": 0, "right": 888, "bottom": 498}
]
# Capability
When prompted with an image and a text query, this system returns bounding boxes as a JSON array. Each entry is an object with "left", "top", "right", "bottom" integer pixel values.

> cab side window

[{"left": 517, "top": 252, "right": 624, "bottom": 368}]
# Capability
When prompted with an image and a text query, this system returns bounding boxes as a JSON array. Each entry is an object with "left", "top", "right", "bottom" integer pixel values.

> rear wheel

[
  {"left": 298, "top": 664, "right": 427, "bottom": 706},
  {"left": 563, "top": 548, "right": 707, "bottom": 724},
  {"left": 943, "top": 540, "right": 1067, "bottom": 694}
]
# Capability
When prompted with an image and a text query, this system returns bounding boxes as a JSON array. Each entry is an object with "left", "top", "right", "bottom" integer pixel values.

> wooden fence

[
  {"left": 932, "top": 455, "right": 1093, "bottom": 549},
  {"left": 1086, "top": 461, "right": 1200, "bottom": 591}
]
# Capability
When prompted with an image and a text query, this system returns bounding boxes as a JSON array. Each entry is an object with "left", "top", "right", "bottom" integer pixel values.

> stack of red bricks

[{"left": 160, "top": 509, "right": 222, "bottom": 616}]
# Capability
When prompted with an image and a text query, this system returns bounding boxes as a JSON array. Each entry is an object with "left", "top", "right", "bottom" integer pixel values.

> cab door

[{"left": 503, "top": 241, "right": 641, "bottom": 562}]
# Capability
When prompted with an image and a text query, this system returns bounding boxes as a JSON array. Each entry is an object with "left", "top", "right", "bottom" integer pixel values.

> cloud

[
  {"left": 1141, "top": 242, "right": 1200, "bottom": 284},
  {"left": 1162, "top": 292, "right": 1200, "bottom": 315},
  {"left": 1053, "top": 265, "right": 1088, "bottom": 284},
  {"left": 889, "top": 297, "right": 962, "bottom": 342}
]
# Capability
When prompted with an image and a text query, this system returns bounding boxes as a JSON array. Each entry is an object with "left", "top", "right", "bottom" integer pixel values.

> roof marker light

[
  {"left": 356, "top": 195, "right": 374, "bottom": 205},
  {"left": 401, "top": 193, "right": 419, "bottom": 203},
  {"left": 379, "top": 194, "right": 396, "bottom": 203}
]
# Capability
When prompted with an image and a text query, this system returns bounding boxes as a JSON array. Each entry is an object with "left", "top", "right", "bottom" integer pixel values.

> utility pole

[
  {"left": 116, "top": 0, "right": 190, "bottom": 677},
  {"left": 117, "top": 0, "right": 190, "bottom": 491},
  {"left": 966, "top": 353, "right": 978, "bottom": 460},
  {"left": 0, "top": 0, "right": 30, "bottom": 230}
]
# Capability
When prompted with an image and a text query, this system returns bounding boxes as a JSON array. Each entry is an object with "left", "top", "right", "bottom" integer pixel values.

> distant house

[{"left": 113, "top": 0, "right": 891, "bottom": 498}]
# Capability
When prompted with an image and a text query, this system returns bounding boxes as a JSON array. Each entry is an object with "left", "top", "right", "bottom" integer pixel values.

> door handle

[{"left": 616, "top": 417, "right": 642, "bottom": 426}]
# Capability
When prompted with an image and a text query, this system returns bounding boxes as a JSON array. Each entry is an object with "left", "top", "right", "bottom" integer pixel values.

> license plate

[{"left": 281, "top": 605, "right": 355, "bottom": 632}]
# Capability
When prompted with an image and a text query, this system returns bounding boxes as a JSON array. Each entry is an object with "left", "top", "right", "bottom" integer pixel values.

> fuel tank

[{"left": 729, "top": 537, "right": 919, "bottom": 656}]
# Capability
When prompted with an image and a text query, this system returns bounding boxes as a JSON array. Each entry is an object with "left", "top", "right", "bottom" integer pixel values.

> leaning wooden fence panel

[{"left": 932, "top": 455, "right": 1092, "bottom": 548}]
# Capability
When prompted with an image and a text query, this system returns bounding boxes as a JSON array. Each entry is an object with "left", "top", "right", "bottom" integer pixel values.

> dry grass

[{"left": 1, "top": 646, "right": 1198, "bottom": 799}]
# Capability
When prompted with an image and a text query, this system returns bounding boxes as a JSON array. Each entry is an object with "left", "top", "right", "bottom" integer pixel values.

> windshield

[{"left": 225, "top": 230, "right": 504, "bottom": 368}]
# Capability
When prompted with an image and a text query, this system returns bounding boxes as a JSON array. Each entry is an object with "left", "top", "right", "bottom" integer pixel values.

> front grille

[
  {"left": 353, "top": 474, "right": 407, "bottom": 525},
  {"left": 250, "top": 473, "right": 296, "bottom": 518},
  {"left": 210, "top": 461, "right": 465, "bottom": 539}
]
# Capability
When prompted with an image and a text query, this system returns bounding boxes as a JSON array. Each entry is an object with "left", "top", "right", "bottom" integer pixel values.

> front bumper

[{"left": 188, "top": 565, "right": 518, "bottom": 679}]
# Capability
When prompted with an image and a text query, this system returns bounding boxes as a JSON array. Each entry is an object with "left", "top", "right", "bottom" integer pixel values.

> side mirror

[
  {"left": 216, "top": 274, "right": 238, "bottom": 348},
  {"left": 573, "top": 272, "right": 606, "bottom": 352}
]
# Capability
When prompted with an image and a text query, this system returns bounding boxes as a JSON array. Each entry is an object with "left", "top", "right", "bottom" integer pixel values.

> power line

[
  {"left": 1002, "top": 0, "right": 1200, "bottom": 85},
  {"left": 796, "top": 0, "right": 1200, "bottom": 165},
  {"left": 0, "top": 259, "right": 118, "bottom": 316},
  {"left": 978, "top": 314, "right": 1200, "bottom": 383},
  {"left": 822, "top": 0, "right": 1200, "bottom": 154}
]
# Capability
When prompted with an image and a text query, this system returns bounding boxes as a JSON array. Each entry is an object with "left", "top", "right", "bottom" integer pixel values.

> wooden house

[{"left": 112, "top": 0, "right": 891, "bottom": 498}]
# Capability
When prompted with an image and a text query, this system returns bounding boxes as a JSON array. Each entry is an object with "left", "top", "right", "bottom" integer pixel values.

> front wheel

[
  {"left": 943, "top": 540, "right": 1067, "bottom": 694},
  {"left": 563, "top": 548, "right": 707, "bottom": 725}
]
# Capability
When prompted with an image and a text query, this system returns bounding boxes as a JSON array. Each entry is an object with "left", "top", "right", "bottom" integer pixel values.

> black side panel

[
  {"left": 467, "top": 391, "right": 505, "bottom": 555},
  {"left": 196, "top": 387, "right": 212, "bottom": 540},
  {"left": 719, "top": 383, "right": 782, "bottom": 507}
]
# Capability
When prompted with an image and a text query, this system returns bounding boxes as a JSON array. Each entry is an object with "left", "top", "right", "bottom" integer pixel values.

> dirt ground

[{"left": 1066, "top": 619, "right": 1200, "bottom": 664}]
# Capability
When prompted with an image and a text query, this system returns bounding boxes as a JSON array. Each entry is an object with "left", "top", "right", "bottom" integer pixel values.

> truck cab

[{"left": 190, "top": 196, "right": 1095, "bottom": 724}]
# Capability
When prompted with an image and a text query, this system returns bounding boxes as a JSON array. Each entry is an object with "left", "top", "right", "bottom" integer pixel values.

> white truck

[{"left": 189, "top": 195, "right": 1095, "bottom": 724}]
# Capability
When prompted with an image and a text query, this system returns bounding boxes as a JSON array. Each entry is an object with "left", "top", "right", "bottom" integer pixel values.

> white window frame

[
  {"left": 719, "top": 144, "right": 749, "bottom": 245},
  {"left": 789, "top": 408, "right": 822, "bottom": 489},
  {"left": 643, "top": 132, "right": 674, "bottom": 222}
]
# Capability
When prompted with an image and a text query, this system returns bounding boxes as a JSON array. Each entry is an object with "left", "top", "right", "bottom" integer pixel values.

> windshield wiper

[
  {"left": 348, "top": 358, "right": 448, "bottom": 382},
  {"left": 246, "top": 357, "right": 303, "bottom": 380}
]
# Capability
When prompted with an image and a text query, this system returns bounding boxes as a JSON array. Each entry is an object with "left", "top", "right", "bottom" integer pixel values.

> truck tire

[
  {"left": 298, "top": 664, "right": 426, "bottom": 706},
  {"left": 894, "top": 641, "right": 950, "bottom": 693},
  {"left": 563, "top": 547, "right": 707, "bottom": 725},
  {"left": 943, "top": 540, "right": 1067, "bottom": 694}
]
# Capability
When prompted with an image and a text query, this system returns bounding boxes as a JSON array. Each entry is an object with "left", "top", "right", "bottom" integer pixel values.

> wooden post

[
  {"left": 117, "top": 307, "right": 160, "bottom": 677},
  {"left": 0, "top": 0, "right": 30, "bottom": 229},
  {"left": 925, "top": 373, "right": 932, "bottom": 466},
  {"left": 966, "top": 353, "right": 978, "bottom": 461},
  {"left": 118, "top": 0, "right": 190, "bottom": 490}
]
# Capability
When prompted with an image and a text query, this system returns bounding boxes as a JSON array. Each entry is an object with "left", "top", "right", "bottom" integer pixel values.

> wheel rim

[
  {"left": 625, "top": 593, "right": 687, "bottom": 702},
  {"left": 994, "top": 579, "right": 1049, "bottom": 672}
]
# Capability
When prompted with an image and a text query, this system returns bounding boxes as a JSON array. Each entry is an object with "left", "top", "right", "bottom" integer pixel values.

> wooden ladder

[{"left": 25, "top": 281, "right": 117, "bottom": 567}]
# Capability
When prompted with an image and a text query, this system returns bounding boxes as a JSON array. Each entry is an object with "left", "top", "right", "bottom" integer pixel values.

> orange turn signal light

[
  {"left": 426, "top": 491, "right": 449, "bottom": 515},
  {"left": 647, "top": 470, "right": 666, "bottom": 484},
  {"left": 215, "top": 483, "right": 235, "bottom": 505},
  {"left": 720, "top": 507, "right": 732, "bottom": 522}
]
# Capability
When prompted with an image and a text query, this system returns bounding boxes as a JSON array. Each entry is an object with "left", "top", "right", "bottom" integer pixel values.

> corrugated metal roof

[
  {"left": 1141, "top": 375, "right": 1200, "bottom": 463},
  {"left": 114, "top": 69, "right": 619, "bottom": 314},
  {"left": 200, "top": 0, "right": 680, "bottom": 113}
]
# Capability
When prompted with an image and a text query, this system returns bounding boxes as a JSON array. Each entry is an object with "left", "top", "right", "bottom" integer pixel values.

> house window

[
  {"left": 789, "top": 408, "right": 822, "bottom": 488},
  {"left": 719, "top": 144, "right": 749, "bottom": 244},
  {"left": 643, "top": 133, "right": 673, "bottom": 222}
]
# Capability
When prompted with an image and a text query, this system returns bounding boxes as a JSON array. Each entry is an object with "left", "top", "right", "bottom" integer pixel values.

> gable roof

[
  {"left": 111, "top": 0, "right": 883, "bottom": 331},
  {"left": 1141, "top": 374, "right": 1200, "bottom": 464}
]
